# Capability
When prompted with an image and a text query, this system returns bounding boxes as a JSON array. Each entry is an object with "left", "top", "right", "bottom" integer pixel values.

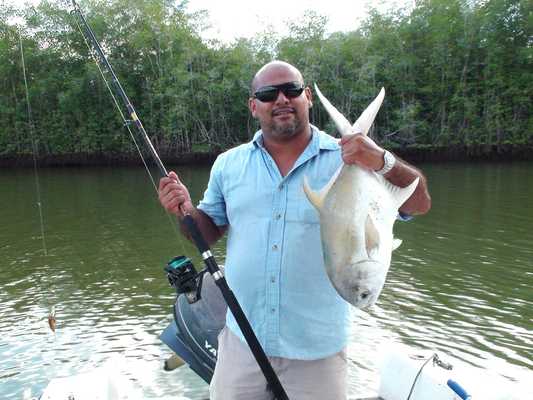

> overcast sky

[
  {"left": 7, "top": 0, "right": 413, "bottom": 43},
  {"left": 186, "top": 0, "right": 413, "bottom": 42}
]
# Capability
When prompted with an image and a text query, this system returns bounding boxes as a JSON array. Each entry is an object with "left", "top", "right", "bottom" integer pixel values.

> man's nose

[{"left": 274, "top": 90, "right": 290, "bottom": 104}]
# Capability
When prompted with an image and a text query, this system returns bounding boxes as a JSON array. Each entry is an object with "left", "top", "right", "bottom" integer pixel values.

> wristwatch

[{"left": 376, "top": 150, "right": 395, "bottom": 175}]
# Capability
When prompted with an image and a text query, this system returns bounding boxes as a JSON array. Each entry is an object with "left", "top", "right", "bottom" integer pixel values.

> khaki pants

[{"left": 209, "top": 327, "right": 348, "bottom": 400}]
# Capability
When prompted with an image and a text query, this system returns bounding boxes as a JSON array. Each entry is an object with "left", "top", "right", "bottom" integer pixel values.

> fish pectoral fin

[
  {"left": 365, "top": 214, "right": 380, "bottom": 257},
  {"left": 392, "top": 238, "right": 402, "bottom": 251},
  {"left": 352, "top": 88, "right": 385, "bottom": 136},
  {"left": 314, "top": 84, "right": 353, "bottom": 136},
  {"left": 303, "top": 165, "right": 343, "bottom": 211}
]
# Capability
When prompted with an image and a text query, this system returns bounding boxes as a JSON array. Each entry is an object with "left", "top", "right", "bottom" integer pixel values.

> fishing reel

[{"left": 165, "top": 256, "right": 206, "bottom": 304}]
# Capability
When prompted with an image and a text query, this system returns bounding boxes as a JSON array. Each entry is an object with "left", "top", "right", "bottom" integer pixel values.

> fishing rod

[{"left": 70, "top": 1, "right": 289, "bottom": 398}]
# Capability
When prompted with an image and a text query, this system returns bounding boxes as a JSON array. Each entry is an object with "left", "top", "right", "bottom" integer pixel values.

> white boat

[
  {"left": 38, "top": 343, "right": 527, "bottom": 400},
  {"left": 376, "top": 344, "right": 524, "bottom": 400},
  {"left": 39, "top": 366, "right": 142, "bottom": 400}
]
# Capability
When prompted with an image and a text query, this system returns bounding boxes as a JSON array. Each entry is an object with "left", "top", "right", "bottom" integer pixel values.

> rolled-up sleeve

[{"left": 198, "top": 155, "right": 228, "bottom": 226}]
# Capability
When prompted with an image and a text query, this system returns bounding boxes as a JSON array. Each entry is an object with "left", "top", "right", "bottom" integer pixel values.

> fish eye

[{"left": 360, "top": 290, "right": 371, "bottom": 300}]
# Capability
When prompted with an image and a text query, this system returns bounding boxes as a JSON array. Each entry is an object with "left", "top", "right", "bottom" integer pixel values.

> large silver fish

[{"left": 303, "top": 85, "right": 419, "bottom": 309}]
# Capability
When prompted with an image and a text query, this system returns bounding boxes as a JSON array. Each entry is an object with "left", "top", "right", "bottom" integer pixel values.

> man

[{"left": 158, "top": 60, "right": 431, "bottom": 399}]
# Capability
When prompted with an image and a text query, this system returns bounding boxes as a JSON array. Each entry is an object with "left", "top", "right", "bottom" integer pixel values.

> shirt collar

[{"left": 251, "top": 125, "right": 338, "bottom": 153}]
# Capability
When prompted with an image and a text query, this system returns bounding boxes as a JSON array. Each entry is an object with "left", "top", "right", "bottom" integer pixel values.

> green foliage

[{"left": 0, "top": 0, "right": 530, "bottom": 158}]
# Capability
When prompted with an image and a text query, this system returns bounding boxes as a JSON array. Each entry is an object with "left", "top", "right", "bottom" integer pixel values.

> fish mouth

[{"left": 353, "top": 258, "right": 380, "bottom": 266}]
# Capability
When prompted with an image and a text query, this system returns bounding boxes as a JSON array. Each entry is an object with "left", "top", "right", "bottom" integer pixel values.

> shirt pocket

[
  {"left": 286, "top": 183, "right": 321, "bottom": 224},
  {"left": 299, "top": 203, "right": 320, "bottom": 224}
]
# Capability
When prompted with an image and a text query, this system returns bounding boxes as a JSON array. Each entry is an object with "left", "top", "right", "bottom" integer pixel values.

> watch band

[{"left": 376, "top": 150, "right": 395, "bottom": 175}]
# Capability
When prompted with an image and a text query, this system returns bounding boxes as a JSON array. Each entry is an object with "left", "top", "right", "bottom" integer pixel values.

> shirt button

[
  {"left": 275, "top": 213, "right": 281, "bottom": 220},
  {"left": 272, "top": 244, "right": 278, "bottom": 251},
  {"left": 271, "top": 308, "right": 276, "bottom": 313},
  {"left": 279, "top": 185, "right": 284, "bottom": 191},
  {"left": 270, "top": 276, "right": 276, "bottom": 283}
]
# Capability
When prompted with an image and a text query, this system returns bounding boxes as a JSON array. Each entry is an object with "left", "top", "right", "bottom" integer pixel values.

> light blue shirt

[{"left": 198, "top": 125, "right": 350, "bottom": 360}]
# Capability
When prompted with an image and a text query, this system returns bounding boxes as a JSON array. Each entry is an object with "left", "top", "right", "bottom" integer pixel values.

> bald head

[{"left": 251, "top": 61, "right": 304, "bottom": 94}]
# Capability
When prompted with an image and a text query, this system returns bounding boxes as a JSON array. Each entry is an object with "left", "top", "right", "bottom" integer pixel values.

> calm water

[{"left": 0, "top": 163, "right": 532, "bottom": 399}]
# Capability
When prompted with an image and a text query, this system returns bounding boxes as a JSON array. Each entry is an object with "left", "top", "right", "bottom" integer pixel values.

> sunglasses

[{"left": 253, "top": 82, "right": 305, "bottom": 102}]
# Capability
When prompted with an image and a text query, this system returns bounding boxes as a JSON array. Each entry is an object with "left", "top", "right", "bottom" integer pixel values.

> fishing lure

[{"left": 48, "top": 306, "right": 56, "bottom": 332}]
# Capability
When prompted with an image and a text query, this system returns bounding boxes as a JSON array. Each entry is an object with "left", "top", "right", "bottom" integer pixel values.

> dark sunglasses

[{"left": 253, "top": 81, "right": 305, "bottom": 102}]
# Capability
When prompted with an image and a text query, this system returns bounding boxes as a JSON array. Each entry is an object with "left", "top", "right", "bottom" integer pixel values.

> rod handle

[{"left": 181, "top": 214, "right": 209, "bottom": 253}]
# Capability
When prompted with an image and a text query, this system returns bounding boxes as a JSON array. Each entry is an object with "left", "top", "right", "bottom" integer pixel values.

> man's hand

[
  {"left": 339, "top": 133, "right": 431, "bottom": 215},
  {"left": 340, "top": 133, "right": 385, "bottom": 172},
  {"left": 158, "top": 171, "right": 193, "bottom": 217}
]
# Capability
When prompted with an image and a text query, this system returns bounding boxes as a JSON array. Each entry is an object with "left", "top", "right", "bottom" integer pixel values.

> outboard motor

[{"left": 160, "top": 256, "right": 227, "bottom": 383}]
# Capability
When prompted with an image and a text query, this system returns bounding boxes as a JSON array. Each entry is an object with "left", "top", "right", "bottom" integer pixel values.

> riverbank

[
  {"left": 1, "top": 144, "right": 532, "bottom": 168},
  {"left": 0, "top": 151, "right": 217, "bottom": 168}
]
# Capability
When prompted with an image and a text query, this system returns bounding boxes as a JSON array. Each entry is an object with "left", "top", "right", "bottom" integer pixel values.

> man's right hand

[{"left": 158, "top": 171, "right": 193, "bottom": 217}]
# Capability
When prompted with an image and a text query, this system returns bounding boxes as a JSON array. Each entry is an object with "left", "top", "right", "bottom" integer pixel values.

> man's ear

[
  {"left": 305, "top": 86, "right": 313, "bottom": 108},
  {"left": 249, "top": 97, "right": 257, "bottom": 118}
]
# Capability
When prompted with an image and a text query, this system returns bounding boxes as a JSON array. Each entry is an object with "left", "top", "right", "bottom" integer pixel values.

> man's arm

[
  {"left": 178, "top": 207, "right": 227, "bottom": 245},
  {"left": 380, "top": 156, "right": 431, "bottom": 215},
  {"left": 340, "top": 134, "right": 431, "bottom": 215},
  {"left": 158, "top": 171, "right": 227, "bottom": 245}
]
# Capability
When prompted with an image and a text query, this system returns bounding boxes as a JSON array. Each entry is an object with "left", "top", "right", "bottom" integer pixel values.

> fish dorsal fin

[
  {"left": 378, "top": 175, "right": 420, "bottom": 210},
  {"left": 303, "top": 165, "right": 343, "bottom": 211},
  {"left": 352, "top": 88, "right": 386, "bottom": 136},
  {"left": 365, "top": 214, "right": 380, "bottom": 257},
  {"left": 314, "top": 84, "right": 353, "bottom": 137},
  {"left": 392, "top": 238, "right": 402, "bottom": 251}
]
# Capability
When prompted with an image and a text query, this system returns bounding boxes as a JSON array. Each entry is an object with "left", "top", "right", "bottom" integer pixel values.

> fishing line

[
  {"left": 405, "top": 353, "right": 435, "bottom": 400},
  {"left": 405, "top": 353, "right": 453, "bottom": 400},
  {"left": 72, "top": 14, "right": 182, "bottom": 242},
  {"left": 20, "top": 27, "right": 57, "bottom": 334},
  {"left": 19, "top": 28, "right": 48, "bottom": 257}
]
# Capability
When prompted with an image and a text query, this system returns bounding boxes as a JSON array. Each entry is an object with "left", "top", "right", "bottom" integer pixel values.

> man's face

[{"left": 249, "top": 65, "right": 312, "bottom": 141}]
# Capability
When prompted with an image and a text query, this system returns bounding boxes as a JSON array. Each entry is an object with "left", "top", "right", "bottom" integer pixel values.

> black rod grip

[{"left": 181, "top": 214, "right": 209, "bottom": 254}]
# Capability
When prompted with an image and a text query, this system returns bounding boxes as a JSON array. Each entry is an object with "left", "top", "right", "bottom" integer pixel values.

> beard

[{"left": 265, "top": 113, "right": 302, "bottom": 141}]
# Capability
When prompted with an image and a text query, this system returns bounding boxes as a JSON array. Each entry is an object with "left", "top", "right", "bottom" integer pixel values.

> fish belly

[{"left": 320, "top": 166, "right": 373, "bottom": 273}]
